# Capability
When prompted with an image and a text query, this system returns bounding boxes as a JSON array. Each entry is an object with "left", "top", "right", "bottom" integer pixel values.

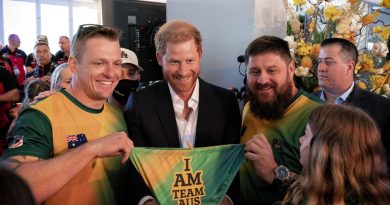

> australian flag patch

[{"left": 66, "top": 134, "right": 88, "bottom": 149}]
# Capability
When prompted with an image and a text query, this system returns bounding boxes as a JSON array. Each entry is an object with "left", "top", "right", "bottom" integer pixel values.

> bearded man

[{"left": 240, "top": 36, "right": 323, "bottom": 205}]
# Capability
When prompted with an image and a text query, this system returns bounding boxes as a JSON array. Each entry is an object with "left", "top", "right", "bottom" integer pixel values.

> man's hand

[
  {"left": 41, "top": 75, "right": 51, "bottom": 83},
  {"left": 8, "top": 103, "right": 22, "bottom": 118},
  {"left": 144, "top": 199, "right": 158, "bottom": 205},
  {"left": 23, "top": 76, "right": 36, "bottom": 86},
  {"left": 31, "top": 91, "right": 56, "bottom": 104},
  {"left": 220, "top": 196, "right": 233, "bottom": 205},
  {"left": 245, "top": 134, "right": 277, "bottom": 184},
  {"left": 88, "top": 131, "right": 134, "bottom": 164}
]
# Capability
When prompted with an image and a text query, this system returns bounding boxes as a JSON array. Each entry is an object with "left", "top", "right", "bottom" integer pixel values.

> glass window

[
  {"left": 41, "top": 3, "right": 69, "bottom": 54},
  {"left": 72, "top": 1, "right": 101, "bottom": 37},
  {"left": 3, "top": 0, "right": 36, "bottom": 54},
  {"left": 1, "top": 0, "right": 101, "bottom": 54}
]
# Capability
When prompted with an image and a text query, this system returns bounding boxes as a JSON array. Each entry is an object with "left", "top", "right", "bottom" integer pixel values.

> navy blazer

[
  {"left": 125, "top": 79, "right": 241, "bottom": 204},
  {"left": 316, "top": 86, "right": 390, "bottom": 162}
]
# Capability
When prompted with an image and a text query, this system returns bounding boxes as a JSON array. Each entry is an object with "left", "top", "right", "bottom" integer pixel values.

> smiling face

[
  {"left": 299, "top": 123, "right": 314, "bottom": 168},
  {"left": 246, "top": 52, "right": 297, "bottom": 120},
  {"left": 246, "top": 52, "right": 294, "bottom": 103},
  {"left": 69, "top": 37, "right": 122, "bottom": 108},
  {"left": 157, "top": 38, "right": 201, "bottom": 101}
]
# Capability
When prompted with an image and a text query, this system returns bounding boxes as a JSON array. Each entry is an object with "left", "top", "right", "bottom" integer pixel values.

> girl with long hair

[{"left": 283, "top": 104, "right": 390, "bottom": 205}]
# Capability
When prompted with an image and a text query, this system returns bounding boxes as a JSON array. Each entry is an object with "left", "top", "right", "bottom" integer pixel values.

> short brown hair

[
  {"left": 245, "top": 35, "right": 292, "bottom": 65},
  {"left": 71, "top": 24, "right": 121, "bottom": 61},
  {"left": 154, "top": 20, "right": 202, "bottom": 55}
]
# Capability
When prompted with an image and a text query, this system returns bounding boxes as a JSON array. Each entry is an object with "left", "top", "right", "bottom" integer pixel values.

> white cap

[{"left": 121, "top": 48, "right": 143, "bottom": 71}]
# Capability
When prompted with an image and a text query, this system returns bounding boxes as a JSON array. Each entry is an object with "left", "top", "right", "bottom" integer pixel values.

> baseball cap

[
  {"left": 36, "top": 35, "right": 49, "bottom": 45},
  {"left": 121, "top": 48, "right": 143, "bottom": 71}
]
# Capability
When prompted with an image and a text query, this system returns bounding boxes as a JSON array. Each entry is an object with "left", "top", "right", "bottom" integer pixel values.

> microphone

[{"left": 237, "top": 55, "right": 245, "bottom": 63}]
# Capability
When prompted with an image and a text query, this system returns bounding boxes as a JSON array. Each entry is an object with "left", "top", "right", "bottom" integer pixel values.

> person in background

[
  {"left": 50, "top": 63, "right": 72, "bottom": 91},
  {"left": 0, "top": 65, "right": 20, "bottom": 155},
  {"left": 241, "top": 36, "right": 322, "bottom": 205},
  {"left": 6, "top": 79, "right": 50, "bottom": 140},
  {"left": 0, "top": 165, "right": 35, "bottom": 205},
  {"left": 316, "top": 38, "right": 390, "bottom": 165},
  {"left": 25, "top": 35, "right": 53, "bottom": 73},
  {"left": 2, "top": 24, "right": 133, "bottom": 205},
  {"left": 125, "top": 19, "right": 241, "bottom": 205},
  {"left": 109, "top": 48, "right": 143, "bottom": 109},
  {"left": 55, "top": 36, "right": 70, "bottom": 65},
  {"left": 24, "top": 41, "right": 58, "bottom": 85},
  {"left": 282, "top": 104, "right": 390, "bottom": 205},
  {"left": 0, "top": 34, "right": 27, "bottom": 93}
]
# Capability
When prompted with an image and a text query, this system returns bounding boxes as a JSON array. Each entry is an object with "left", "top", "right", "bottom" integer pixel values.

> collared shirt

[
  {"left": 168, "top": 79, "right": 199, "bottom": 148},
  {"left": 320, "top": 82, "right": 354, "bottom": 104}
]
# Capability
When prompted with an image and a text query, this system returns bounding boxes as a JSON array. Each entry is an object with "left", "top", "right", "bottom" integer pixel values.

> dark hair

[
  {"left": 245, "top": 35, "right": 292, "bottom": 65},
  {"left": 23, "top": 79, "right": 50, "bottom": 104},
  {"left": 320, "top": 38, "right": 358, "bottom": 65},
  {"left": 0, "top": 165, "right": 35, "bottom": 205}
]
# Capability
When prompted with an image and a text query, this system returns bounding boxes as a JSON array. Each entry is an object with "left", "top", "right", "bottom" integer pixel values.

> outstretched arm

[{"left": 3, "top": 131, "right": 133, "bottom": 203}]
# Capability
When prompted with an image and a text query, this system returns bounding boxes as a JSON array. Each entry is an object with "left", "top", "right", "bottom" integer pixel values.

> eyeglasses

[{"left": 72, "top": 24, "right": 104, "bottom": 44}]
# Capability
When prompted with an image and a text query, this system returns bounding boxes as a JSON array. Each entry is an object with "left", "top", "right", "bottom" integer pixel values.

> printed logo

[
  {"left": 272, "top": 139, "right": 282, "bottom": 150},
  {"left": 66, "top": 134, "right": 88, "bottom": 149},
  {"left": 121, "top": 51, "right": 128, "bottom": 59},
  {"left": 8, "top": 135, "right": 24, "bottom": 148},
  {"left": 171, "top": 157, "right": 206, "bottom": 205}
]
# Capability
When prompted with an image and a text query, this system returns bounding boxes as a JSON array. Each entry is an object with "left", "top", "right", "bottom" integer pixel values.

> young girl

[{"left": 283, "top": 104, "right": 390, "bottom": 205}]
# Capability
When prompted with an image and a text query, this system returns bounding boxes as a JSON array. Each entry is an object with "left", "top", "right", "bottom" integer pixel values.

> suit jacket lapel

[
  {"left": 348, "top": 85, "right": 367, "bottom": 108},
  {"left": 156, "top": 81, "right": 180, "bottom": 147},
  {"left": 195, "top": 79, "right": 216, "bottom": 147}
]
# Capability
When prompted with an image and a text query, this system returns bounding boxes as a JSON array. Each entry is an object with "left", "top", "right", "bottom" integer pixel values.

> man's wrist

[{"left": 139, "top": 196, "right": 154, "bottom": 205}]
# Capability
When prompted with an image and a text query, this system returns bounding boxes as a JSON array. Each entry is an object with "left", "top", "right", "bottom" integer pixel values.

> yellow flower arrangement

[{"left": 284, "top": 0, "right": 390, "bottom": 96}]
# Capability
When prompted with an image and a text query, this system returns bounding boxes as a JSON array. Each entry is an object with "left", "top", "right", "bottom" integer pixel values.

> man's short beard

[{"left": 247, "top": 80, "right": 293, "bottom": 120}]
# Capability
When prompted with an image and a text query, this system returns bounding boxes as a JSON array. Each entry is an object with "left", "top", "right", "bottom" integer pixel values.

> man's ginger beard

[{"left": 247, "top": 77, "right": 294, "bottom": 120}]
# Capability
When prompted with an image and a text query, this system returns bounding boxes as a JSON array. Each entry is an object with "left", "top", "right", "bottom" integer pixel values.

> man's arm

[
  {"left": 0, "top": 68, "right": 20, "bottom": 103},
  {"left": 125, "top": 93, "right": 155, "bottom": 204},
  {"left": 3, "top": 131, "right": 132, "bottom": 204},
  {"left": 0, "top": 88, "right": 19, "bottom": 103}
]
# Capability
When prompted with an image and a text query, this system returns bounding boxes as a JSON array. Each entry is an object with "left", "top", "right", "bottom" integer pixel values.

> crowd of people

[{"left": 0, "top": 19, "right": 389, "bottom": 205}]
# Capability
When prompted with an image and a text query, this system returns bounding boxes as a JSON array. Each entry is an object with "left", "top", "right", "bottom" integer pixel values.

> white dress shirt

[
  {"left": 168, "top": 79, "right": 199, "bottom": 148},
  {"left": 320, "top": 82, "right": 355, "bottom": 104}
]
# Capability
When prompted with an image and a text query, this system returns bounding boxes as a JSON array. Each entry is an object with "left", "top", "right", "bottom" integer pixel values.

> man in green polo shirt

[
  {"left": 240, "top": 36, "right": 322, "bottom": 204},
  {"left": 2, "top": 25, "right": 134, "bottom": 205}
]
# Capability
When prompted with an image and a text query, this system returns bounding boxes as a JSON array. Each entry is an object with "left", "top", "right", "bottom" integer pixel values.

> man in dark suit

[
  {"left": 125, "top": 20, "right": 241, "bottom": 205},
  {"left": 317, "top": 38, "right": 390, "bottom": 162}
]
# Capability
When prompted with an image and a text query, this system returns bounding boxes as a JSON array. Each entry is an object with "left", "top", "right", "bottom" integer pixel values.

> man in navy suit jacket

[
  {"left": 316, "top": 38, "right": 390, "bottom": 163},
  {"left": 125, "top": 20, "right": 241, "bottom": 205}
]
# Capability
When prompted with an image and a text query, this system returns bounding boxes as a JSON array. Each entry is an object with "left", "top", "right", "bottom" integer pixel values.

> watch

[{"left": 273, "top": 165, "right": 290, "bottom": 181}]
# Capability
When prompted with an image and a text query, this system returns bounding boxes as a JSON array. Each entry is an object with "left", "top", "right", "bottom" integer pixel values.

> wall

[
  {"left": 102, "top": 0, "right": 166, "bottom": 82},
  {"left": 167, "top": 0, "right": 287, "bottom": 89}
]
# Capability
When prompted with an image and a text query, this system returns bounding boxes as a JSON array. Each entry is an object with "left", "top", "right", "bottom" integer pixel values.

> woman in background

[
  {"left": 283, "top": 104, "right": 390, "bottom": 205},
  {"left": 50, "top": 63, "right": 71, "bottom": 91}
]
